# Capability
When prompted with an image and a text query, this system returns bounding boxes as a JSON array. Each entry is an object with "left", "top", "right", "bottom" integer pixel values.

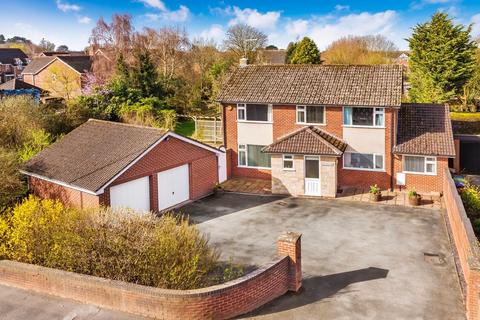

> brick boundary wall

[
  {"left": 0, "top": 232, "right": 302, "bottom": 320},
  {"left": 443, "top": 169, "right": 480, "bottom": 320}
]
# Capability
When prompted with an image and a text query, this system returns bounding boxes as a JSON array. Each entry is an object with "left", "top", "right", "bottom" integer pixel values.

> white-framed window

[
  {"left": 343, "top": 152, "right": 384, "bottom": 171},
  {"left": 237, "top": 103, "right": 272, "bottom": 122},
  {"left": 296, "top": 105, "right": 325, "bottom": 124},
  {"left": 238, "top": 144, "right": 271, "bottom": 168},
  {"left": 403, "top": 156, "right": 437, "bottom": 175},
  {"left": 343, "top": 107, "right": 385, "bottom": 127},
  {"left": 282, "top": 154, "right": 294, "bottom": 170}
]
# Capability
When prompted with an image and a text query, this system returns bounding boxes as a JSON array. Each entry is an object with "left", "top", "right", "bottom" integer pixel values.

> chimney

[{"left": 239, "top": 57, "right": 248, "bottom": 68}]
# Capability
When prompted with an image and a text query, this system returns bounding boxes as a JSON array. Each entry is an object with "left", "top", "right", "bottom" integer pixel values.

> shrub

[
  {"left": 0, "top": 196, "right": 219, "bottom": 289},
  {"left": 369, "top": 184, "right": 380, "bottom": 195},
  {"left": 18, "top": 129, "right": 53, "bottom": 162},
  {"left": 408, "top": 190, "right": 419, "bottom": 198},
  {"left": 0, "top": 148, "right": 25, "bottom": 209},
  {"left": 460, "top": 182, "right": 480, "bottom": 220}
]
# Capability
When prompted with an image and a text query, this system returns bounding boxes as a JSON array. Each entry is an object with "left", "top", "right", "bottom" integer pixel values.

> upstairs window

[
  {"left": 296, "top": 105, "right": 325, "bottom": 124},
  {"left": 343, "top": 107, "right": 384, "bottom": 127},
  {"left": 237, "top": 104, "right": 272, "bottom": 122}
]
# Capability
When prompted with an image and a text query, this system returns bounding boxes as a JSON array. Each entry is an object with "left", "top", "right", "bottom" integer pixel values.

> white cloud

[
  {"left": 137, "top": 0, "right": 166, "bottom": 11},
  {"left": 335, "top": 4, "right": 350, "bottom": 11},
  {"left": 199, "top": 24, "right": 225, "bottom": 43},
  {"left": 145, "top": 5, "right": 190, "bottom": 22},
  {"left": 77, "top": 16, "right": 92, "bottom": 24},
  {"left": 56, "top": 0, "right": 81, "bottom": 12},
  {"left": 227, "top": 6, "right": 281, "bottom": 30},
  {"left": 285, "top": 19, "right": 309, "bottom": 37},
  {"left": 471, "top": 13, "right": 480, "bottom": 37}
]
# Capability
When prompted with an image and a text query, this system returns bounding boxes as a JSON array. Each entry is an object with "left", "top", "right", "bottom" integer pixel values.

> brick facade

[
  {"left": 443, "top": 169, "right": 480, "bottom": 320},
  {"left": 29, "top": 176, "right": 100, "bottom": 209},
  {"left": 224, "top": 103, "right": 448, "bottom": 194},
  {"left": 0, "top": 232, "right": 302, "bottom": 320},
  {"left": 29, "top": 137, "right": 219, "bottom": 212}
]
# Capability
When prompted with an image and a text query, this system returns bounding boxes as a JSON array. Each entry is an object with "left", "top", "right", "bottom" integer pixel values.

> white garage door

[
  {"left": 110, "top": 176, "right": 150, "bottom": 212},
  {"left": 158, "top": 164, "right": 190, "bottom": 211}
]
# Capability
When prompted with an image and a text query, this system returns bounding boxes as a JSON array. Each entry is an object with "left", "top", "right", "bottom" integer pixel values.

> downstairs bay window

[
  {"left": 343, "top": 152, "right": 384, "bottom": 171},
  {"left": 403, "top": 156, "right": 436, "bottom": 175},
  {"left": 238, "top": 144, "right": 271, "bottom": 168}
]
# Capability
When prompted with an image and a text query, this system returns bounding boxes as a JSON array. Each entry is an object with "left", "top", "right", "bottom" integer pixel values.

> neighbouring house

[
  {"left": 21, "top": 119, "right": 226, "bottom": 211},
  {"left": 0, "top": 78, "right": 43, "bottom": 100},
  {"left": 0, "top": 48, "right": 29, "bottom": 83},
  {"left": 217, "top": 63, "right": 455, "bottom": 196},
  {"left": 22, "top": 55, "right": 92, "bottom": 99}
]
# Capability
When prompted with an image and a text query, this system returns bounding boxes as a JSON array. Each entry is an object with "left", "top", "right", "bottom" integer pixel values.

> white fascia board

[{"left": 19, "top": 170, "right": 98, "bottom": 195}]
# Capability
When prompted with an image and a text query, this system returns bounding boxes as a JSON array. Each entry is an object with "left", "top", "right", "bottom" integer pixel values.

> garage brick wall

[
  {"left": 393, "top": 155, "right": 448, "bottom": 193},
  {"left": 28, "top": 177, "right": 100, "bottom": 209},
  {"left": 107, "top": 137, "right": 218, "bottom": 211}
]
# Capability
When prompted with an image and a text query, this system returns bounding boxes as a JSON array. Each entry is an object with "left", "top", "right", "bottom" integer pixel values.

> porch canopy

[{"left": 262, "top": 126, "right": 347, "bottom": 156}]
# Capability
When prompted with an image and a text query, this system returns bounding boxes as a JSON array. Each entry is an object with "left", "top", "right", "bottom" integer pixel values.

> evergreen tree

[
  {"left": 408, "top": 12, "right": 477, "bottom": 103},
  {"left": 0, "top": 35, "right": 5, "bottom": 44},
  {"left": 285, "top": 41, "right": 297, "bottom": 63},
  {"left": 133, "top": 50, "right": 163, "bottom": 98},
  {"left": 289, "top": 37, "right": 322, "bottom": 64}
]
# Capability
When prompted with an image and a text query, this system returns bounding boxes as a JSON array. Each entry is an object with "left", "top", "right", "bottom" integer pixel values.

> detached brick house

[
  {"left": 22, "top": 55, "right": 92, "bottom": 98},
  {"left": 217, "top": 64, "right": 455, "bottom": 195},
  {"left": 21, "top": 120, "right": 225, "bottom": 211}
]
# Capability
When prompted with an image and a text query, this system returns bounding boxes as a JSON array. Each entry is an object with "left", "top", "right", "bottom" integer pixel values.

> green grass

[
  {"left": 451, "top": 112, "right": 480, "bottom": 121},
  {"left": 175, "top": 120, "right": 195, "bottom": 137}
]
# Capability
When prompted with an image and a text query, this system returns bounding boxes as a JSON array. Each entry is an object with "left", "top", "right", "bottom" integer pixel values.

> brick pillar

[
  {"left": 277, "top": 232, "right": 302, "bottom": 292},
  {"left": 454, "top": 139, "right": 461, "bottom": 173}
]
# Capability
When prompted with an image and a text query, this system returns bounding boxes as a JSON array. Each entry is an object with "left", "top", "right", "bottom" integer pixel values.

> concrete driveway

[{"left": 181, "top": 193, "right": 465, "bottom": 320}]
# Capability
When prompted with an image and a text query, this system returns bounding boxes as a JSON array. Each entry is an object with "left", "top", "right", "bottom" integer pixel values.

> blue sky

[{"left": 1, "top": 0, "right": 480, "bottom": 50}]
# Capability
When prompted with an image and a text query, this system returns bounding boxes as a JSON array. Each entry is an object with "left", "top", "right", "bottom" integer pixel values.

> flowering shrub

[{"left": 0, "top": 196, "right": 219, "bottom": 289}]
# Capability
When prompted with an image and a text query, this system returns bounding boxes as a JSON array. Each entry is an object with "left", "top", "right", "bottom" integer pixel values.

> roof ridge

[
  {"left": 306, "top": 126, "right": 343, "bottom": 155},
  {"left": 87, "top": 119, "right": 168, "bottom": 133}
]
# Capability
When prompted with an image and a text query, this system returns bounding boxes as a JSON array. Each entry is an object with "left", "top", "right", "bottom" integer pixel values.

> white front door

[
  {"left": 305, "top": 156, "right": 321, "bottom": 196},
  {"left": 157, "top": 164, "right": 190, "bottom": 211},
  {"left": 110, "top": 176, "right": 150, "bottom": 212}
]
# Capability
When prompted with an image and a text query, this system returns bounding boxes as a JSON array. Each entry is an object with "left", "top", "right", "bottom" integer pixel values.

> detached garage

[{"left": 22, "top": 119, "right": 225, "bottom": 212}]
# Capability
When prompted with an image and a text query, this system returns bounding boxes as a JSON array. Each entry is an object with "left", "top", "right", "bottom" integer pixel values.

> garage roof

[{"left": 22, "top": 120, "right": 222, "bottom": 194}]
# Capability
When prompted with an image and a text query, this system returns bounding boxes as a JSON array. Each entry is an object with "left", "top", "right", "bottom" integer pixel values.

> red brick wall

[
  {"left": 0, "top": 232, "right": 302, "bottom": 320},
  {"left": 443, "top": 169, "right": 480, "bottom": 320},
  {"left": 29, "top": 177, "right": 100, "bottom": 209},
  {"left": 393, "top": 155, "right": 448, "bottom": 193}
]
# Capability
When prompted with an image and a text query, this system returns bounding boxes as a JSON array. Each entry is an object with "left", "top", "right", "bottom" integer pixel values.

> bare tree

[{"left": 223, "top": 24, "right": 267, "bottom": 62}]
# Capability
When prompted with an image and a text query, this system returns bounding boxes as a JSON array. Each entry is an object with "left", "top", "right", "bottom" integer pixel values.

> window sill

[
  {"left": 237, "top": 120, "right": 273, "bottom": 124},
  {"left": 283, "top": 168, "right": 296, "bottom": 172},
  {"left": 403, "top": 171, "right": 437, "bottom": 176},
  {"left": 342, "top": 125, "right": 385, "bottom": 129},
  {"left": 343, "top": 167, "right": 386, "bottom": 173},
  {"left": 238, "top": 165, "right": 272, "bottom": 170},
  {"left": 296, "top": 122, "right": 326, "bottom": 126}
]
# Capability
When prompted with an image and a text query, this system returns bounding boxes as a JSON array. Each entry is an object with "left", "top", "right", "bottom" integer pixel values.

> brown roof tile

[
  {"left": 217, "top": 64, "right": 403, "bottom": 106},
  {"left": 0, "top": 79, "right": 43, "bottom": 91},
  {"left": 393, "top": 103, "right": 455, "bottom": 157},
  {"left": 22, "top": 56, "right": 55, "bottom": 74},
  {"left": 262, "top": 126, "right": 347, "bottom": 156},
  {"left": 23, "top": 120, "right": 167, "bottom": 193}
]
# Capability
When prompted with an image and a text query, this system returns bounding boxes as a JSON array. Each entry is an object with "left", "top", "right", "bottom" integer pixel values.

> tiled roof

[
  {"left": 262, "top": 126, "right": 347, "bottom": 156},
  {"left": 393, "top": 103, "right": 455, "bottom": 157},
  {"left": 23, "top": 120, "right": 167, "bottom": 193},
  {"left": 217, "top": 64, "right": 404, "bottom": 107},
  {"left": 0, "top": 79, "right": 43, "bottom": 91},
  {"left": 22, "top": 56, "right": 91, "bottom": 75},
  {"left": 57, "top": 55, "right": 92, "bottom": 73},
  {"left": 0, "top": 48, "right": 28, "bottom": 65},
  {"left": 22, "top": 57, "right": 55, "bottom": 74}
]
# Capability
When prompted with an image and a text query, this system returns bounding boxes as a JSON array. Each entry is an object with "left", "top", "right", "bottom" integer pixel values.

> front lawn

[{"left": 175, "top": 120, "right": 195, "bottom": 137}]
